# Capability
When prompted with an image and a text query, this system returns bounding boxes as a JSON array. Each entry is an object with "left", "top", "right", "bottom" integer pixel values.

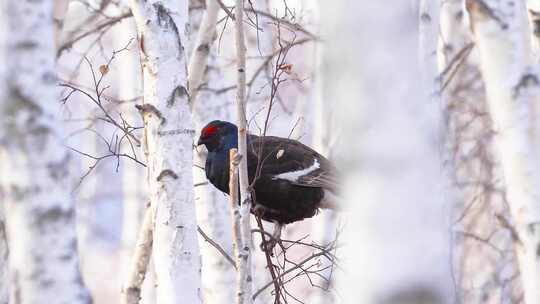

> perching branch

[
  {"left": 234, "top": 0, "right": 254, "bottom": 302},
  {"left": 228, "top": 149, "right": 247, "bottom": 303}
]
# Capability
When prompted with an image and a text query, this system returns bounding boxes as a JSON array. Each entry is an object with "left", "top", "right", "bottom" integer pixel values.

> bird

[{"left": 197, "top": 120, "right": 338, "bottom": 247}]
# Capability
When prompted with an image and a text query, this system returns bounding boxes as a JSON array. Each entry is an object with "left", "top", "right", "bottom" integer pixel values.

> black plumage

[{"left": 197, "top": 120, "right": 338, "bottom": 227}]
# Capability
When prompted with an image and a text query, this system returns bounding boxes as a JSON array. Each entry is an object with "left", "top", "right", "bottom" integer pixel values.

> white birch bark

[
  {"left": 419, "top": 0, "right": 442, "bottom": 101},
  {"left": 234, "top": 0, "right": 254, "bottom": 303},
  {"left": 0, "top": 1, "right": 9, "bottom": 301},
  {"left": 467, "top": 1, "right": 540, "bottom": 303},
  {"left": 121, "top": 205, "right": 153, "bottom": 304},
  {"left": 325, "top": 1, "right": 453, "bottom": 303},
  {"left": 112, "top": 6, "right": 154, "bottom": 301},
  {"left": 438, "top": 0, "right": 469, "bottom": 72},
  {"left": 129, "top": 1, "right": 202, "bottom": 303},
  {"left": 53, "top": 0, "right": 69, "bottom": 48},
  {"left": 0, "top": 1, "right": 91, "bottom": 303},
  {"left": 527, "top": 0, "right": 540, "bottom": 60},
  {"left": 188, "top": 0, "right": 220, "bottom": 105},
  {"left": 0, "top": 207, "right": 7, "bottom": 304},
  {"left": 189, "top": 1, "right": 236, "bottom": 303}
]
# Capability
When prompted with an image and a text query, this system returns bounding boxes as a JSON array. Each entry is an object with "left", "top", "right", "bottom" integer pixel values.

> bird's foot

[
  {"left": 259, "top": 221, "right": 283, "bottom": 255},
  {"left": 252, "top": 203, "right": 266, "bottom": 218},
  {"left": 259, "top": 236, "right": 280, "bottom": 255}
]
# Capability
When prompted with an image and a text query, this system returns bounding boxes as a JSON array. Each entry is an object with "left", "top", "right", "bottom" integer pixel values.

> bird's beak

[{"left": 197, "top": 137, "right": 204, "bottom": 146}]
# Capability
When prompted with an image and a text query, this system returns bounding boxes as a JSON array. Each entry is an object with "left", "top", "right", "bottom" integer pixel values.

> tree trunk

[
  {"left": 0, "top": 1, "right": 91, "bottom": 303},
  {"left": 527, "top": 0, "right": 540, "bottom": 60},
  {"left": 325, "top": 1, "right": 454, "bottom": 303},
  {"left": 234, "top": 0, "right": 254, "bottom": 303},
  {"left": 129, "top": 1, "right": 202, "bottom": 303},
  {"left": 419, "top": 0, "right": 442, "bottom": 101},
  {"left": 0, "top": 1, "right": 9, "bottom": 301},
  {"left": 188, "top": 1, "right": 236, "bottom": 303},
  {"left": 467, "top": 1, "right": 540, "bottom": 303}
]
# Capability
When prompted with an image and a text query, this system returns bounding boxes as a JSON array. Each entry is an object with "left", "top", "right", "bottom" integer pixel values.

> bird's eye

[{"left": 201, "top": 125, "right": 218, "bottom": 138}]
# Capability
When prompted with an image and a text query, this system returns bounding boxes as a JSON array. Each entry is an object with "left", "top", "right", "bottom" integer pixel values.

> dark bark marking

[
  {"left": 513, "top": 73, "right": 539, "bottom": 98},
  {"left": 15, "top": 41, "right": 38, "bottom": 50},
  {"left": 466, "top": 0, "right": 508, "bottom": 30},
  {"left": 135, "top": 104, "right": 166, "bottom": 125},
  {"left": 3, "top": 87, "right": 51, "bottom": 151},
  {"left": 157, "top": 128, "right": 195, "bottom": 137},
  {"left": 47, "top": 153, "right": 71, "bottom": 181},
  {"left": 35, "top": 206, "right": 74, "bottom": 228},
  {"left": 153, "top": 3, "right": 184, "bottom": 59},
  {"left": 378, "top": 285, "right": 441, "bottom": 304},
  {"left": 166, "top": 85, "right": 188, "bottom": 107},
  {"left": 420, "top": 13, "right": 431, "bottom": 23},
  {"left": 196, "top": 43, "right": 210, "bottom": 54},
  {"left": 156, "top": 169, "right": 178, "bottom": 181}
]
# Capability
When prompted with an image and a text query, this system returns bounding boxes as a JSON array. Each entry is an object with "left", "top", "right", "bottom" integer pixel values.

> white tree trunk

[
  {"left": 0, "top": 1, "right": 9, "bottom": 301},
  {"left": 527, "top": 0, "right": 540, "bottom": 60},
  {"left": 0, "top": 1, "right": 91, "bottom": 303},
  {"left": 419, "top": 0, "right": 442, "bottom": 101},
  {"left": 325, "top": 1, "right": 454, "bottom": 303},
  {"left": 188, "top": 0, "right": 220, "bottom": 105},
  {"left": 189, "top": 1, "right": 236, "bottom": 303},
  {"left": 234, "top": 0, "right": 254, "bottom": 303},
  {"left": 53, "top": 0, "right": 69, "bottom": 48},
  {"left": 113, "top": 5, "right": 156, "bottom": 302},
  {"left": 121, "top": 205, "right": 153, "bottom": 304},
  {"left": 0, "top": 207, "right": 7, "bottom": 304},
  {"left": 468, "top": 1, "right": 540, "bottom": 303},
  {"left": 129, "top": 1, "right": 202, "bottom": 303}
]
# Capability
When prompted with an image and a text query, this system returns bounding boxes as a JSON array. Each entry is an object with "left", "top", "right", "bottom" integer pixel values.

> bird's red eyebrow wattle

[{"left": 202, "top": 125, "right": 217, "bottom": 138}]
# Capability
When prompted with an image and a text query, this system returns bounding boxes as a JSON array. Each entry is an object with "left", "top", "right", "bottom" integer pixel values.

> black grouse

[{"left": 197, "top": 120, "right": 338, "bottom": 242}]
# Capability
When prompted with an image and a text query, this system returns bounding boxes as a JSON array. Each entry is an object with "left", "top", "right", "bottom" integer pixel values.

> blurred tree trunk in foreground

[
  {"left": 129, "top": 0, "right": 202, "bottom": 303},
  {"left": 326, "top": 1, "right": 454, "bottom": 303},
  {"left": 0, "top": 0, "right": 91, "bottom": 303},
  {"left": 468, "top": 1, "right": 540, "bottom": 303},
  {"left": 0, "top": 1, "right": 9, "bottom": 301}
]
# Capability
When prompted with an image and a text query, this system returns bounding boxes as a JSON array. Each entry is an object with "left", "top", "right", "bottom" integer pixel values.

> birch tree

[
  {"left": 325, "top": 1, "right": 454, "bottom": 303},
  {"left": 129, "top": 1, "right": 202, "bottom": 303},
  {"left": 527, "top": 0, "right": 540, "bottom": 59},
  {"left": 0, "top": 0, "right": 91, "bottom": 303},
  {"left": 234, "top": 0, "right": 254, "bottom": 302},
  {"left": 467, "top": 1, "right": 540, "bottom": 303},
  {"left": 188, "top": 0, "right": 236, "bottom": 302},
  {"left": 53, "top": 0, "right": 69, "bottom": 47},
  {"left": 112, "top": 4, "right": 156, "bottom": 302},
  {"left": 0, "top": 0, "right": 9, "bottom": 301},
  {"left": 419, "top": 0, "right": 442, "bottom": 101}
]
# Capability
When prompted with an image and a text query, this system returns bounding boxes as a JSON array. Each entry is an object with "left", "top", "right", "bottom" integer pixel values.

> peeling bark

[{"left": 129, "top": 0, "right": 202, "bottom": 303}]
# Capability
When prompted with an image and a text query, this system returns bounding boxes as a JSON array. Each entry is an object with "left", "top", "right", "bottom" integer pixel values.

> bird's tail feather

[{"left": 319, "top": 190, "right": 340, "bottom": 210}]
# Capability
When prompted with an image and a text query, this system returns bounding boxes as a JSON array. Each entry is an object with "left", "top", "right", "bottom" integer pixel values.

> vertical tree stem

[
  {"left": 234, "top": 0, "right": 254, "bottom": 302},
  {"left": 121, "top": 204, "right": 153, "bottom": 304}
]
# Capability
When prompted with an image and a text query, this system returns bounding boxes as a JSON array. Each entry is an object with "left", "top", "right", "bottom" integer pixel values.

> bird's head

[{"left": 197, "top": 120, "right": 238, "bottom": 152}]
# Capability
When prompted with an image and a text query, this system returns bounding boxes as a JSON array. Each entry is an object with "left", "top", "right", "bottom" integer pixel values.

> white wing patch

[{"left": 273, "top": 159, "right": 320, "bottom": 182}]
